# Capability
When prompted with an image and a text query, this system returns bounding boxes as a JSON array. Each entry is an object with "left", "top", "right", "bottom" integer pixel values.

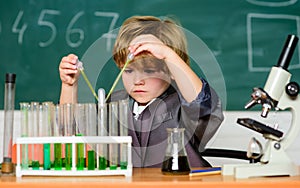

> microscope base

[{"left": 222, "top": 162, "right": 299, "bottom": 179}]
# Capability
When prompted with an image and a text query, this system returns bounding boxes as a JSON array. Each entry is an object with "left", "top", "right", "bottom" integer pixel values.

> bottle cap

[{"left": 5, "top": 73, "right": 16, "bottom": 83}]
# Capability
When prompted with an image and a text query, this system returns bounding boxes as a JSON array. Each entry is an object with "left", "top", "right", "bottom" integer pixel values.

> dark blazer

[{"left": 110, "top": 79, "right": 224, "bottom": 168}]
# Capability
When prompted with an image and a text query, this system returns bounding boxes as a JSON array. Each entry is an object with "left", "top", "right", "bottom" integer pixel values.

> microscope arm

[{"left": 276, "top": 91, "right": 300, "bottom": 149}]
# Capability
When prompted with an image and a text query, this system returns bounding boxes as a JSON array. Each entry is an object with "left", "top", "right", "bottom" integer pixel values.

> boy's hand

[
  {"left": 59, "top": 54, "right": 81, "bottom": 86},
  {"left": 128, "top": 34, "right": 174, "bottom": 61}
]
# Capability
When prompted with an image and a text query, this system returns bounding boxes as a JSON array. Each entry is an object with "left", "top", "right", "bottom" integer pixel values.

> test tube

[
  {"left": 74, "top": 103, "right": 86, "bottom": 170},
  {"left": 63, "top": 103, "right": 74, "bottom": 170},
  {"left": 30, "top": 102, "right": 40, "bottom": 170},
  {"left": 20, "top": 102, "right": 29, "bottom": 169},
  {"left": 109, "top": 101, "right": 119, "bottom": 170},
  {"left": 52, "top": 104, "right": 63, "bottom": 170},
  {"left": 97, "top": 88, "right": 108, "bottom": 170},
  {"left": 119, "top": 99, "right": 129, "bottom": 169},
  {"left": 86, "top": 103, "right": 97, "bottom": 170},
  {"left": 2, "top": 73, "right": 16, "bottom": 174},
  {"left": 41, "top": 102, "right": 53, "bottom": 170}
]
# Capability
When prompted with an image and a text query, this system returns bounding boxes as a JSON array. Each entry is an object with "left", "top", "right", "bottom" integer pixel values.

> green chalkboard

[{"left": 1, "top": 0, "right": 300, "bottom": 110}]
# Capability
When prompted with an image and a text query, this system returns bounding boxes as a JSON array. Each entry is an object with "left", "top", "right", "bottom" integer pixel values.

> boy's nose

[{"left": 133, "top": 72, "right": 145, "bottom": 85}]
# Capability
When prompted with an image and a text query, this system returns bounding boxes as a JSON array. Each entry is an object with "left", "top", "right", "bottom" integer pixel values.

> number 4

[{"left": 12, "top": 11, "right": 28, "bottom": 45}]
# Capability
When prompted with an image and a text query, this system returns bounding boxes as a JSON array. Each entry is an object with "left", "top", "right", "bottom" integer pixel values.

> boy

[{"left": 59, "top": 15, "right": 224, "bottom": 167}]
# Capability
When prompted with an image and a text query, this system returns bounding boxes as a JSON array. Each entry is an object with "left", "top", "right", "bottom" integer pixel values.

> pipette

[
  {"left": 105, "top": 53, "right": 134, "bottom": 101},
  {"left": 76, "top": 61, "right": 99, "bottom": 102}
]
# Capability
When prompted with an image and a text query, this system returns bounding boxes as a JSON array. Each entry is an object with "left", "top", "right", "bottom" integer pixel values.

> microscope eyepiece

[{"left": 276, "top": 34, "right": 298, "bottom": 70}]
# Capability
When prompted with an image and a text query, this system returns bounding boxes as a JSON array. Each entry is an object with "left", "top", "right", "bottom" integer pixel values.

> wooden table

[{"left": 1, "top": 168, "right": 300, "bottom": 188}]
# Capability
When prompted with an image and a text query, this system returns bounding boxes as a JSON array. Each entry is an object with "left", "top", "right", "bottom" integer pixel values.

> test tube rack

[{"left": 15, "top": 136, "right": 132, "bottom": 177}]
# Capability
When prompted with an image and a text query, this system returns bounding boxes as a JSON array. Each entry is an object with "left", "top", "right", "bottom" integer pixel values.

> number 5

[{"left": 38, "top": 9, "right": 60, "bottom": 47}]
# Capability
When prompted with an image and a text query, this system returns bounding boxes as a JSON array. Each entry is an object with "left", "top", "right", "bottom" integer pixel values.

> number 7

[{"left": 94, "top": 12, "right": 119, "bottom": 51}]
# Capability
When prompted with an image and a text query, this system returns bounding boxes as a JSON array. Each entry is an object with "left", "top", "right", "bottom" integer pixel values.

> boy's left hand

[{"left": 128, "top": 34, "right": 173, "bottom": 61}]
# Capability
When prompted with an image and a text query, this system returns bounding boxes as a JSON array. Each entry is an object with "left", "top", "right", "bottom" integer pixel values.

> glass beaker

[{"left": 161, "top": 128, "right": 190, "bottom": 175}]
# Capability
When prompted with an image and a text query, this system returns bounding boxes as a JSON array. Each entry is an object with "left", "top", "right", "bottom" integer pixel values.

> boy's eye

[
  {"left": 124, "top": 69, "right": 133, "bottom": 73},
  {"left": 144, "top": 69, "right": 156, "bottom": 74}
]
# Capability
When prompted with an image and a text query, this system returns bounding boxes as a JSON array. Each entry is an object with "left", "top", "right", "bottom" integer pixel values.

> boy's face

[{"left": 121, "top": 61, "right": 171, "bottom": 105}]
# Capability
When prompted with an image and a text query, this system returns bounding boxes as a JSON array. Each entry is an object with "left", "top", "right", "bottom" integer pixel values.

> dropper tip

[
  {"left": 76, "top": 60, "right": 84, "bottom": 71},
  {"left": 127, "top": 53, "right": 134, "bottom": 61}
]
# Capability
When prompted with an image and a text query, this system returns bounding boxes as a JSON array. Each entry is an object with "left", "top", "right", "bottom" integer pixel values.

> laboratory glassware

[
  {"left": 161, "top": 128, "right": 191, "bottom": 175},
  {"left": 2, "top": 73, "right": 16, "bottom": 174}
]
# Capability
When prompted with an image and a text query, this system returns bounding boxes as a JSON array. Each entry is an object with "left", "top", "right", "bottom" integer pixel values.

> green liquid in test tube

[
  {"left": 120, "top": 161, "right": 128, "bottom": 170},
  {"left": 87, "top": 150, "right": 95, "bottom": 170},
  {"left": 54, "top": 143, "right": 62, "bottom": 170},
  {"left": 53, "top": 104, "right": 63, "bottom": 170},
  {"left": 42, "top": 102, "right": 53, "bottom": 170},
  {"left": 43, "top": 143, "right": 51, "bottom": 170},
  {"left": 31, "top": 161, "right": 40, "bottom": 169},
  {"left": 98, "top": 156, "right": 107, "bottom": 170},
  {"left": 76, "top": 134, "right": 85, "bottom": 170},
  {"left": 74, "top": 103, "right": 86, "bottom": 170},
  {"left": 65, "top": 143, "right": 72, "bottom": 170}
]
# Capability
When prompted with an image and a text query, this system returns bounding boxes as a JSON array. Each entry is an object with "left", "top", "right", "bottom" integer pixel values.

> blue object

[{"left": 190, "top": 167, "right": 221, "bottom": 173}]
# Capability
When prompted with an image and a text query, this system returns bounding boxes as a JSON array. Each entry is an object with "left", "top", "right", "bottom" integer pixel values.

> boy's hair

[{"left": 113, "top": 15, "right": 190, "bottom": 68}]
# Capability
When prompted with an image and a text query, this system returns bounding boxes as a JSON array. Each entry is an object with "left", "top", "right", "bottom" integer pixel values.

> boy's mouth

[{"left": 133, "top": 90, "right": 146, "bottom": 93}]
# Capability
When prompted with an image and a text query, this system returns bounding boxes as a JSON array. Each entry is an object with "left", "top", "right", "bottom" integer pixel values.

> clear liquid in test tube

[
  {"left": 63, "top": 103, "right": 74, "bottom": 170},
  {"left": 74, "top": 103, "right": 86, "bottom": 170},
  {"left": 30, "top": 102, "right": 40, "bottom": 170},
  {"left": 20, "top": 102, "right": 30, "bottom": 169},
  {"left": 109, "top": 101, "right": 119, "bottom": 170},
  {"left": 119, "top": 99, "right": 129, "bottom": 169},
  {"left": 86, "top": 103, "right": 97, "bottom": 170}
]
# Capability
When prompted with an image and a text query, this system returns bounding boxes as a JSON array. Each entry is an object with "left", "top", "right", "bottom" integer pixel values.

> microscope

[{"left": 222, "top": 34, "right": 300, "bottom": 178}]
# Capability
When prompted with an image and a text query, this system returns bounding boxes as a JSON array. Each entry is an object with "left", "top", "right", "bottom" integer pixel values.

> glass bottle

[{"left": 161, "top": 128, "right": 191, "bottom": 175}]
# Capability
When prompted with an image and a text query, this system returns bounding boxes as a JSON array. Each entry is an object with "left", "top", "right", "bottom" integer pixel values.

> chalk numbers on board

[
  {"left": 10, "top": 9, "right": 119, "bottom": 48},
  {"left": 38, "top": 9, "right": 60, "bottom": 47},
  {"left": 12, "top": 11, "right": 28, "bottom": 45}
]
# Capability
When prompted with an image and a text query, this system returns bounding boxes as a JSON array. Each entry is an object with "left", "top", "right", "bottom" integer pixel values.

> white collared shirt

[{"left": 132, "top": 98, "right": 156, "bottom": 120}]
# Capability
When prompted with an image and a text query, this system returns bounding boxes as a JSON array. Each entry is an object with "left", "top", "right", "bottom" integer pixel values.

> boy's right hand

[{"left": 59, "top": 54, "right": 81, "bottom": 86}]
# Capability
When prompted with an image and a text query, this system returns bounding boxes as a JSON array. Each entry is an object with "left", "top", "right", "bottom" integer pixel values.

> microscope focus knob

[{"left": 285, "top": 81, "right": 299, "bottom": 97}]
